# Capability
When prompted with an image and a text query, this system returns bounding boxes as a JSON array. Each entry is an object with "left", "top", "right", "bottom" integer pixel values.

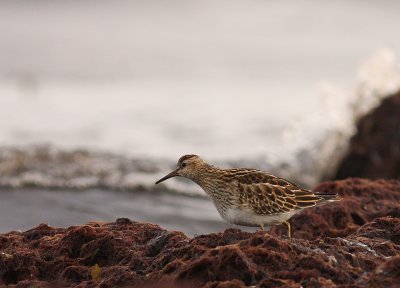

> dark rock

[
  {"left": 335, "top": 91, "right": 400, "bottom": 179},
  {"left": 1, "top": 179, "right": 399, "bottom": 287}
]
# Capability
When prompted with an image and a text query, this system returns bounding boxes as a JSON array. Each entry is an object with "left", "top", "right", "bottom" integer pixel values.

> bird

[{"left": 155, "top": 154, "right": 340, "bottom": 237}]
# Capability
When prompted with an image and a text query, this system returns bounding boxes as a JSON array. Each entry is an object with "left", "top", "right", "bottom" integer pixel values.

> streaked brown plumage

[{"left": 156, "top": 154, "right": 340, "bottom": 237}]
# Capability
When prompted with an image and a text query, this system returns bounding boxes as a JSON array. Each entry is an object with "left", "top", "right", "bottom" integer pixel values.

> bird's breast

[{"left": 223, "top": 207, "right": 298, "bottom": 227}]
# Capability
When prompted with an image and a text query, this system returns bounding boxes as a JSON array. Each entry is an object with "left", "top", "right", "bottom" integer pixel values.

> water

[
  {"left": 1, "top": 49, "right": 398, "bottom": 192},
  {"left": 0, "top": 188, "right": 235, "bottom": 236},
  {"left": 1, "top": 1, "right": 400, "bottom": 233},
  {"left": 2, "top": 1, "right": 400, "bottom": 168}
]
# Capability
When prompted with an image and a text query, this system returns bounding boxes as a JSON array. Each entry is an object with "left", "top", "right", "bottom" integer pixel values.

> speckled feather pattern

[{"left": 157, "top": 155, "right": 340, "bottom": 230}]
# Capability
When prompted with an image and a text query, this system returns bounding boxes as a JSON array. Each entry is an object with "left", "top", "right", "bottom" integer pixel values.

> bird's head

[{"left": 155, "top": 154, "right": 206, "bottom": 184}]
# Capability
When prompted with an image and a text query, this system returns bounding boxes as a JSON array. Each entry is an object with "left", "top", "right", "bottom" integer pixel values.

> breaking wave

[{"left": 0, "top": 49, "right": 399, "bottom": 195}]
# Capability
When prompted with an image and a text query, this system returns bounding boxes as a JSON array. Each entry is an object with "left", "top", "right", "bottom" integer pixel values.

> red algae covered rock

[
  {"left": 335, "top": 91, "right": 400, "bottom": 180},
  {"left": 1, "top": 179, "right": 400, "bottom": 287},
  {"left": 271, "top": 178, "right": 400, "bottom": 239}
]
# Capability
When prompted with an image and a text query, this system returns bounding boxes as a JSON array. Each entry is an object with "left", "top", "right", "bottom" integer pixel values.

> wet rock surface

[
  {"left": 336, "top": 91, "right": 400, "bottom": 180},
  {"left": 1, "top": 179, "right": 400, "bottom": 287}
]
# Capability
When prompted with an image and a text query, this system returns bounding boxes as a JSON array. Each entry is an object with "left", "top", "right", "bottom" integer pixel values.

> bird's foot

[{"left": 283, "top": 221, "right": 291, "bottom": 238}]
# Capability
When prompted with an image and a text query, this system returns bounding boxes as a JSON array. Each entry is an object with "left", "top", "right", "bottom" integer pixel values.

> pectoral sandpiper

[{"left": 156, "top": 155, "right": 340, "bottom": 237}]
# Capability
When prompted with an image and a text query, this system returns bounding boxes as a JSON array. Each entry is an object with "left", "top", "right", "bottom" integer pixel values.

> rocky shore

[
  {"left": 1, "top": 178, "right": 399, "bottom": 287},
  {"left": 1, "top": 90, "right": 400, "bottom": 287},
  {"left": 336, "top": 90, "right": 400, "bottom": 180}
]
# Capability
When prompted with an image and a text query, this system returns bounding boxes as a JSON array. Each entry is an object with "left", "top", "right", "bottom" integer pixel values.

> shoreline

[
  {"left": 0, "top": 188, "right": 230, "bottom": 237},
  {"left": 1, "top": 178, "right": 399, "bottom": 287}
]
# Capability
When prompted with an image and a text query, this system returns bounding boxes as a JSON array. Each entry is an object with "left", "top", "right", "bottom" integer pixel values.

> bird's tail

[{"left": 314, "top": 192, "right": 341, "bottom": 202}]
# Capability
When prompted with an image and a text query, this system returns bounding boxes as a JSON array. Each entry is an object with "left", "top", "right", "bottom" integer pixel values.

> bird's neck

[
  {"left": 191, "top": 164, "right": 236, "bottom": 216},
  {"left": 190, "top": 164, "right": 228, "bottom": 196}
]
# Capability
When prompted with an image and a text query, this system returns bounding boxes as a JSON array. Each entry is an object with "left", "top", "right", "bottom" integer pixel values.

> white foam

[{"left": 278, "top": 49, "right": 400, "bottom": 187}]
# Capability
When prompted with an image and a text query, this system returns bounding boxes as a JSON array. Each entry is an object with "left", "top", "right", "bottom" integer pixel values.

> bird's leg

[{"left": 283, "top": 221, "right": 291, "bottom": 238}]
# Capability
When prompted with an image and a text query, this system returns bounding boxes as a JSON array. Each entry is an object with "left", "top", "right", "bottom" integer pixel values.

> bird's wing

[{"left": 230, "top": 169, "right": 326, "bottom": 215}]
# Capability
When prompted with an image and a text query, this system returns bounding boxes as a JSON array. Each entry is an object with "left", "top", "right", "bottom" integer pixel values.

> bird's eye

[{"left": 181, "top": 163, "right": 187, "bottom": 168}]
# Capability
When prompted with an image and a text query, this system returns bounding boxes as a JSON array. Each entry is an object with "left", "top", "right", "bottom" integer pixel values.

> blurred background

[{"left": 0, "top": 0, "right": 400, "bottom": 235}]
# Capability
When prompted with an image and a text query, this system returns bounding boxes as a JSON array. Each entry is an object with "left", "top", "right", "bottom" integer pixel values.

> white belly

[{"left": 223, "top": 207, "right": 298, "bottom": 227}]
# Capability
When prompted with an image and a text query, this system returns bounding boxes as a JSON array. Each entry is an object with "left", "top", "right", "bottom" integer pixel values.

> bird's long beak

[{"left": 155, "top": 169, "right": 179, "bottom": 184}]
